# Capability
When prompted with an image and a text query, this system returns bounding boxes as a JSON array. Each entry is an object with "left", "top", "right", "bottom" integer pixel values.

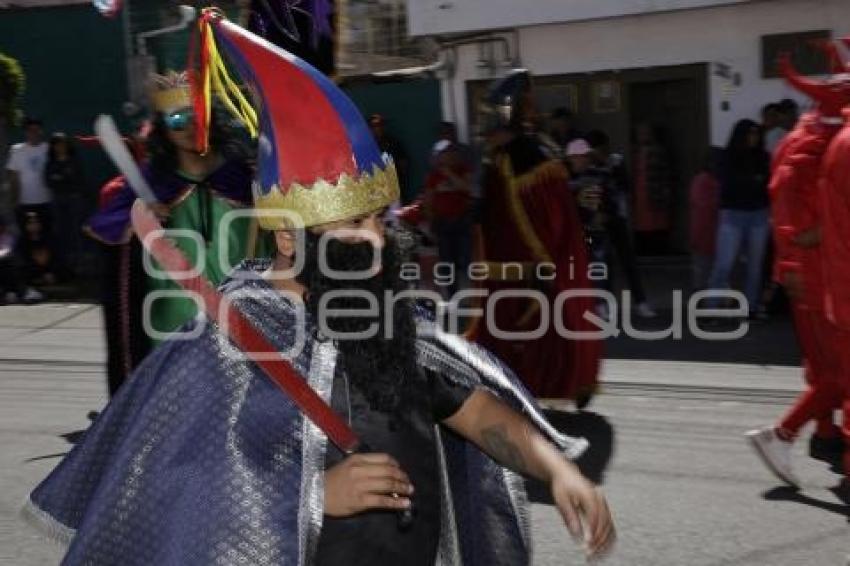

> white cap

[{"left": 566, "top": 138, "right": 592, "bottom": 157}]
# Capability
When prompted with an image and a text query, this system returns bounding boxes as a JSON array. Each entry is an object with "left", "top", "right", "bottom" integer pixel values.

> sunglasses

[{"left": 164, "top": 109, "right": 194, "bottom": 131}]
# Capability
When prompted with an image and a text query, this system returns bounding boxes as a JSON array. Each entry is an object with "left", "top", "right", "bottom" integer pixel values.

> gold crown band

[
  {"left": 152, "top": 87, "right": 193, "bottom": 114},
  {"left": 254, "top": 162, "right": 400, "bottom": 230}
]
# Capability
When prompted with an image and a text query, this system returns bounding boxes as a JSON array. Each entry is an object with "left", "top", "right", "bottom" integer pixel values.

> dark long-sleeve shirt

[
  {"left": 45, "top": 157, "right": 84, "bottom": 197},
  {"left": 719, "top": 149, "right": 770, "bottom": 210}
]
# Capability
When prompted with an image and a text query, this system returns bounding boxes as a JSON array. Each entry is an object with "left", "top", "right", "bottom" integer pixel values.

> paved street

[{"left": 1, "top": 303, "right": 848, "bottom": 565}]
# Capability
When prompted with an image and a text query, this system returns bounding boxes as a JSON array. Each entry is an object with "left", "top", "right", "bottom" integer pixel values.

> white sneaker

[
  {"left": 22, "top": 288, "right": 44, "bottom": 303},
  {"left": 635, "top": 302, "right": 657, "bottom": 318},
  {"left": 745, "top": 427, "right": 800, "bottom": 487}
]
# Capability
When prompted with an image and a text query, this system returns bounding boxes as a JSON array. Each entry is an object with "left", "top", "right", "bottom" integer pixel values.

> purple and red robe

[
  {"left": 84, "top": 160, "right": 257, "bottom": 395},
  {"left": 471, "top": 135, "right": 602, "bottom": 401}
]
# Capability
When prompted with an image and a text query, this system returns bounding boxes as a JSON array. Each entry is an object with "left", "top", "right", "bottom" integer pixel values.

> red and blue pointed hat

[{"left": 194, "top": 8, "right": 398, "bottom": 229}]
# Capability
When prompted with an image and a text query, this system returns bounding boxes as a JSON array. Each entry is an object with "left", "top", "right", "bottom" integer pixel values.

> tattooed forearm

[
  {"left": 445, "top": 389, "right": 568, "bottom": 482},
  {"left": 480, "top": 424, "right": 527, "bottom": 474}
]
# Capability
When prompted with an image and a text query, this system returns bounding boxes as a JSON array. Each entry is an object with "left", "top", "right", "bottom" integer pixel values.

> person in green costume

[{"left": 85, "top": 71, "right": 269, "bottom": 395}]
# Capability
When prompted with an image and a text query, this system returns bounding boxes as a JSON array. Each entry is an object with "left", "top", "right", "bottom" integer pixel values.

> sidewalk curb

[{"left": 602, "top": 359, "right": 801, "bottom": 390}]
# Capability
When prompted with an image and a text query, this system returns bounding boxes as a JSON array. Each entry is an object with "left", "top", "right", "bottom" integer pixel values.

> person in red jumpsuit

[
  {"left": 819, "top": 64, "right": 850, "bottom": 484},
  {"left": 747, "top": 54, "right": 850, "bottom": 486}
]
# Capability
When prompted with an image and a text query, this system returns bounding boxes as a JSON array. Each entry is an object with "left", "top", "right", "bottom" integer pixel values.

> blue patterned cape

[{"left": 24, "top": 261, "right": 587, "bottom": 565}]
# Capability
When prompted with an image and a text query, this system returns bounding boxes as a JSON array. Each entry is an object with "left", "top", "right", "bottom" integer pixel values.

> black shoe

[
  {"left": 748, "top": 309, "right": 769, "bottom": 323},
  {"left": 808, "top": 434, "right": 845, "bottom": 462},
  {"left": 830, "top": 477, "right": 850, "bottom": 504},
  {"left": 575, "top": 392, "right": 594, "bottom": 410}
]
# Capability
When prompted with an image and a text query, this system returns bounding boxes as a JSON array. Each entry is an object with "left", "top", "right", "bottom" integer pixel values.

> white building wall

[
  {"left": 439, "top": 0, "right": 850, "bottom": 146},
  {"left": 0, "top": 0, "right": 88, "bottom": 6},
  {"left": 409, "top": 0, "right": 750, "bottom": 37}
]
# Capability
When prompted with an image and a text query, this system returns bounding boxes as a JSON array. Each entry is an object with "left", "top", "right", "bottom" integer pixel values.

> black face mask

[{"left": 296, "top": 228, "right": 417, "bottom": 414}]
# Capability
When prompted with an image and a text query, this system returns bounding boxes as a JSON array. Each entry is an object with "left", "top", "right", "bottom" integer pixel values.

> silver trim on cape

[
  {"left": 501, "top": 468, "right": 532, "bottom": 562},
  {"left": 20, "top": 495, "right": 75, "bottom": 547},
  {"left": 298, "top": 338, "right": 337, "bottom": 565},
  {"left": 434, "top": 427, "right": 462, "bottom": 566}
]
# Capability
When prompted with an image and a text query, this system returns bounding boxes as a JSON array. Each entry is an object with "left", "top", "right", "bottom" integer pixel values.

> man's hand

[
  {"left": 148, "top": 202, "right": 171, "bottom": 221},
  {"left": 323, "top": 453, "right": 413, "bottom": 518},
  {"left": 551, "top": 466, "right": 616, "bottom": 559},
  {"left": 445, "top": 389, "right": 616, "bottom": 558}
]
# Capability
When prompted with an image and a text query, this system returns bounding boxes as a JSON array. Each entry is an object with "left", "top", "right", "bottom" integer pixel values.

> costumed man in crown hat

[
  {"left": 468, "top": 70, "right": 602, "bottom": 406},
  {"left": 746, "top": 51, "right": 850, "bottom": 486},
  {"left": 84, "top": 71, "right": 269, "bottom": 396},
  {"left": 23, "top": 12, "right": 614, "bottom": 565}
]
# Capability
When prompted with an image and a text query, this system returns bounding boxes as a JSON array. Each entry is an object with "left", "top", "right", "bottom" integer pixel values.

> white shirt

[
  {"left": 6, "top": 142, "right": 50, "bottom": 205},
  {"left": 764, "top": 127, "right": 788, "bottom": 156}
]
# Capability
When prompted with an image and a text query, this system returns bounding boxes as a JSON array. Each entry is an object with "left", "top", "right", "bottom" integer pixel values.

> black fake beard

[{"left": 296, "top": 228, "right": 417, "bottom": 414}]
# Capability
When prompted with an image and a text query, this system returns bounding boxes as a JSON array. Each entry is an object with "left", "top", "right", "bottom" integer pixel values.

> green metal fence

[
  {"left": 0, "top": 4, "right": 129, "bottom": 198},
  {"left": 344, "top": 77, "right": 442, "bottom": 203}
]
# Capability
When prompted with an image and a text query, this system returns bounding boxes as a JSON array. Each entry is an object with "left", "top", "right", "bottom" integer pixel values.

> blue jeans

[{"left": 707, "top": 208, "right": 770, "bottom": 310}]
